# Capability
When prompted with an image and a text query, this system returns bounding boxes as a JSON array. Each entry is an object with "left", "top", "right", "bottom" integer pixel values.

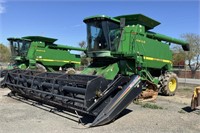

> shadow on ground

[
  {"left": 7, "top": 94, "right": 133, "bottom": 127},
  {"left": 182, "top": 106, "right": 200, "bottom": 115}
]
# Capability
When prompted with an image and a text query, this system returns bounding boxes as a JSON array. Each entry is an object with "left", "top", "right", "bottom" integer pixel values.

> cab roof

[
  {"left": 7, "top": 37, "right": 31, "bottom": 42},
  {"left": 83, "top": 14, "right": 160, "bottom": 30},
  {"left": 83, "top": 15, "right": 120, "bottom": 23},
  {"left": 22, "top": 36, "right": 57, "bottom": 43},
  {"left": 8, "top": 36, "right": 58, "bottom": 43}
]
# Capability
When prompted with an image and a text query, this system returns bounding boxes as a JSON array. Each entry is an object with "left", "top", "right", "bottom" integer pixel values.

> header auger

[{"left": 0, "top": 14, "right": 189, "bottom": 127}]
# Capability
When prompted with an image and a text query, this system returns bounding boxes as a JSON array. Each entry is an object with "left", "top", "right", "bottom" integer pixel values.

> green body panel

[
  {"left": 8, "top": 36, "right": 85, "bottom": 71},
  {"left": 82, "top": 14, "right": 189, "bottom": 84},
  {"left": 27, "top": 41, "right": 81, "bottom": 67},
  {"left": 118, "top": 25, "right": 173, "bottom": 69},
  {"left": 81, "top": 62, "right": 119, "bottom": 80}
]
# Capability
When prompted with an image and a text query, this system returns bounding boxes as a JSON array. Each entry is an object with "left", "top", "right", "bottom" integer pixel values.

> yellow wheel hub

[{"left": 168, "top": 78, "right": 177, "bottom": 92}]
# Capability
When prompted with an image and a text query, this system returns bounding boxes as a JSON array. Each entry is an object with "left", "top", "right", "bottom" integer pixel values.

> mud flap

[{"left": 90, "top": 75, "right": 142, "bottom": 127}]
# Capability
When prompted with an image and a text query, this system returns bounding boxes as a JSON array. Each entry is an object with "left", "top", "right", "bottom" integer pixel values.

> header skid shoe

[{"left": 2, "top": 69, "right": 142, "bottom": 126}]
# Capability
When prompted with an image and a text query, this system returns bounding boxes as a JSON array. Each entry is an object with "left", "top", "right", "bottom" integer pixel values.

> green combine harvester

[
  {"left": 0, "top": 14, "right": 189, "bottom": 127},
  {"left": 7, "top": 36, "right": 85, "bottom": 72}
]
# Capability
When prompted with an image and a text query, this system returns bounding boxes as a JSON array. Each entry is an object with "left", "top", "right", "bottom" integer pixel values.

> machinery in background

[
  {"left": 191, "top": 86, "right": 200, "bottom": 110},
  {"left": 7, "top": 36, "right": 85, "bottom": 72}
]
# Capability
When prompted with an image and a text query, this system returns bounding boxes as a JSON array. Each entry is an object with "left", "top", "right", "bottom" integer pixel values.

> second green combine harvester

[
  {"left": 7, "top": 36, "right": 85, "bottom": 72},
  {"left": 1, "top": 14, "right": 189, "bottom": 126}
]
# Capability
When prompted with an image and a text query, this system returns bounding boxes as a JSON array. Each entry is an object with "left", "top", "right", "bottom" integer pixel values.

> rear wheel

[{"left": 160, "top": 72, "right": 178, "bottom": 96}]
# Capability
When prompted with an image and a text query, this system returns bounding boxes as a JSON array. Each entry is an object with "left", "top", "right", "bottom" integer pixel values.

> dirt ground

[{"left": 0, "top": 84, "right": 200, "bottom": 133}]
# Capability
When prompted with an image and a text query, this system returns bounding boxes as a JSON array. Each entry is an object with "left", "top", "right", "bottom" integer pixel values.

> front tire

[{"left": 160, "top": 72, "right": 178, "bottom": 96}]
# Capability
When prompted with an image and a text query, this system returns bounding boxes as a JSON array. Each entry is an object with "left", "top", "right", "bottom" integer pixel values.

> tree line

[
  {"left": 0, "top": 43, "right": 11, "bottom": 62},
  {"left": 173, "top": 33, "right": 200, "bottom": 78}
]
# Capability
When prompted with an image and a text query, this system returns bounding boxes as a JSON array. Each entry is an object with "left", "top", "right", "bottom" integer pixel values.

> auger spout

[{"left": 146, "top": 32, "right": 190, "bottom": 51}]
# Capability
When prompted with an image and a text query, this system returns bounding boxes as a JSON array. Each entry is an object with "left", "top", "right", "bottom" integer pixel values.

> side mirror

[{"left": 120, "top": 18, "right": 126, "bottom": 29}]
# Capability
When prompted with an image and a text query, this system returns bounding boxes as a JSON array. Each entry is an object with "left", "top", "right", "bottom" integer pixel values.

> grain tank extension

[{"left": 1, "top": 14, "right": 189, "bottom": 126}]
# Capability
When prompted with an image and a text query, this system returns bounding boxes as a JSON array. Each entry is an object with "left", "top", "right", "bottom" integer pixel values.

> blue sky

[{"left": 0, "top": 0, "right": 199, "bottom": 48}]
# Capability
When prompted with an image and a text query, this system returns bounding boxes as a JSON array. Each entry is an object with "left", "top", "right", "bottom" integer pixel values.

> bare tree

[
  {"left": 0, "top": 43, "right": 11, "bottom": 62},
  {"left": 181, "top": 33, "right": 200, "bottom": 78},
  {"left": 172, "top": 48, "right": 185, "bottom": 67},
  {"left": 78, "top": 41, "right": 91, "bottom": 66},
  {"left": 79, "top": 41, "right": 86, "bottom": 48}
]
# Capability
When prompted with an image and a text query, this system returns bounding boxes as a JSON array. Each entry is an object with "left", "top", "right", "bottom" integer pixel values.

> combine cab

[{"left": 1, "top": 14, "right": 190, "bottom": 126}]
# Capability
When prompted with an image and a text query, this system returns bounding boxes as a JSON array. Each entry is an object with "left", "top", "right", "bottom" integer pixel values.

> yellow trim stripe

[
  {"left": 144, "top": 56, "right": 172, "bottom": 64},
  {"left": 36, "top": 50, "right": 46, "bottom": 52},
  {"left": 36, "top": 58, "right": 81, "bottom": 64}
]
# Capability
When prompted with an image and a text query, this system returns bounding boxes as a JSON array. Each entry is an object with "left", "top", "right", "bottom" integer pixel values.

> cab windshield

[
  {"left": 86, "top": 20, "right": 120, "bottom": 51},
  {"left": 9, "top": 40, "right": 31, "bottom": 57}
]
